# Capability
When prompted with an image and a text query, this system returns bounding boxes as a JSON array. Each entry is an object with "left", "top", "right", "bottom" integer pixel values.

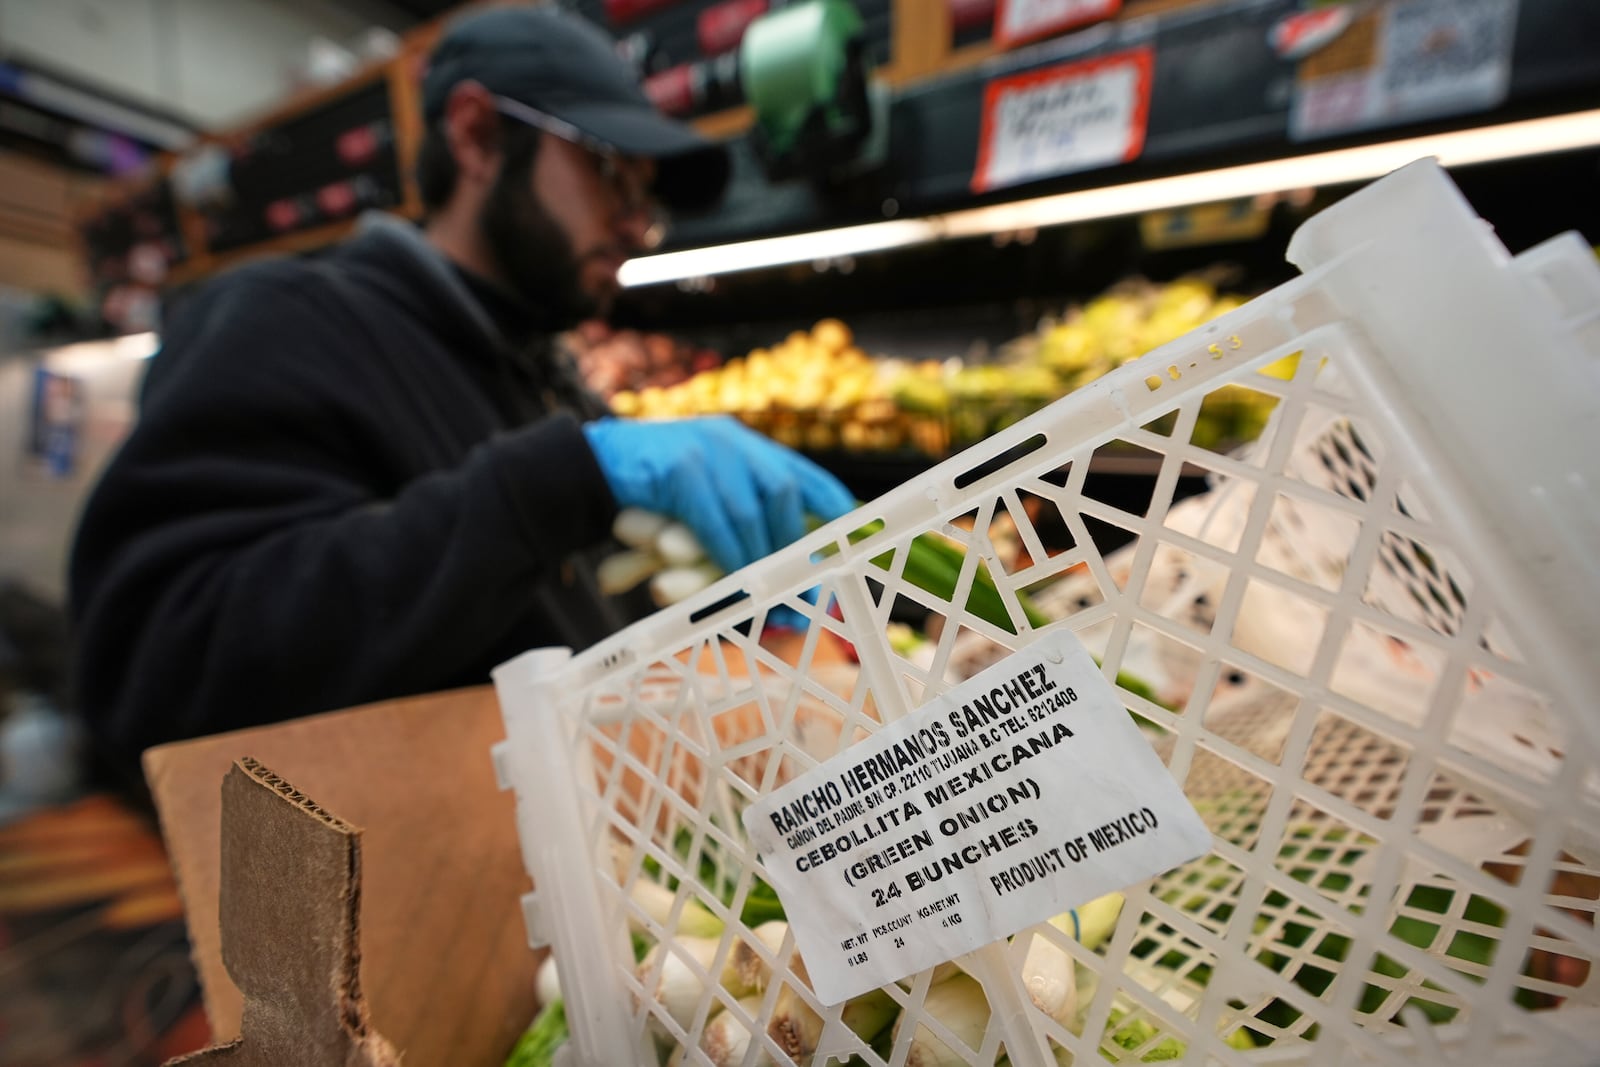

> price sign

[
  {"left": 1290, "top": 0, "right": 1518, "bottom": 141},
  {"left": 972, "top": 47, "right": 1153, "bottom": 194}
]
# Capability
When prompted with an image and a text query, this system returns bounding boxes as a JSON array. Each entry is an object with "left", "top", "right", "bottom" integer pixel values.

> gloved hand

[{"left": 583, "top": 416, "right": 856, "bottom": 574}]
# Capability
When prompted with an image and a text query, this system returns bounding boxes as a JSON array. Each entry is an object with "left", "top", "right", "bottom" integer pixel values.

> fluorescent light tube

[
  {"left": 617, "top": 218, "right": 939, "bottom": 287},
  {"left": 619, "top": 109, "right": 1600, "bottom": 288}
]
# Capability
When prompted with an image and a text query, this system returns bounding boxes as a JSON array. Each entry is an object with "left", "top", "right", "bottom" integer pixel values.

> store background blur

[
  {"left": 1, "top": 7, "right": 427, "bottom": 1064},
  {"left": 0, "top": 0, "right": 415, "bottom": 816},
  {"left": 2, "top": 0, "right": 1598, "bottom": 847}
]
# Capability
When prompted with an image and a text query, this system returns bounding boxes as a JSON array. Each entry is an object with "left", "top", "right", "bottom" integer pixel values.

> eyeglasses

[{"left": 493, "top": 95, "right": 663, "bottom": 239}]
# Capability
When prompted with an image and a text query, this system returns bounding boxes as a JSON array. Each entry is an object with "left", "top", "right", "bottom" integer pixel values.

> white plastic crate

[{"left": 491, "top": 160, "right": 1600, "bottom": 1067}]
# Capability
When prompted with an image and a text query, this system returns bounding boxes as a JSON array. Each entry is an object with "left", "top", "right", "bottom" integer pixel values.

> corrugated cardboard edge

[
  {"left": 143, "top": 643, "right": 841, "bottom": 1064},
  {"left": 163, "top": 758, "right": 399, "bottom": 1067},
  {"left": 142, "top": 686, "right": 538, "bottom": 1067}
]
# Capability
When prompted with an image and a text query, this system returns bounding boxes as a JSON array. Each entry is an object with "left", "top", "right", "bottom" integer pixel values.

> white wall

[
  {"left": 0, "top": 0, "right": 415, "bottom": 131},
  {"left": 0, "top": 336, "right": 149, "bottom": 605},
  {"left": 0, "top": 0, "right": 168, "bottom": 109},
  {"left": 166, "top": 0, "right": 413, "bottom": 128}
]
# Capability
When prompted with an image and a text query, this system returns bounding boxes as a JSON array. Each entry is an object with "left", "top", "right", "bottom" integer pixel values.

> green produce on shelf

[{"left": 606, "top": 274, "right": 1281, "bottom": 460}]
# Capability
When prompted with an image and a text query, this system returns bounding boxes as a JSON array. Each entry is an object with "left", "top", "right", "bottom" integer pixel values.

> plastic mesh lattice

[{"left": 495, "top": 172, "right": 1600, "bottom": 1067}]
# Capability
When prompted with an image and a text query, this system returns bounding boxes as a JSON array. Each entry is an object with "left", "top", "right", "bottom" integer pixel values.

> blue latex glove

[{"left": 583, "top": 416, "right": 856, "bottom": 574}]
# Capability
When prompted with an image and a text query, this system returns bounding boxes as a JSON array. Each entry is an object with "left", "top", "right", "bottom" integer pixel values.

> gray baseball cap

[{"left": 422, "top": 5, "right": 730, "bottom": 212}]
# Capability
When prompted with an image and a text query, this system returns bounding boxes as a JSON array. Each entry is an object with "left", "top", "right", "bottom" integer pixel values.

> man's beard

[{"left": 479, "top": 170, "right": 620, "bottom": 329}]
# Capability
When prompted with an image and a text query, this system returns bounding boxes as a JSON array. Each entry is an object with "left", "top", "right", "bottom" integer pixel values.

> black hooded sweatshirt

[{"left": 69, "top": 215, "right": 633, "bottom": 787}]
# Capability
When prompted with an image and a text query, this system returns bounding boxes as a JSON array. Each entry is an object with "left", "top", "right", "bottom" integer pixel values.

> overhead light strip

[
  {"left": 619, "top": 217, "right": 940, "bottom": 288},
  {"left": 619, "top": 109, "right": 1600, "bottom": 288},
  {"left": 15, "top": 70, "right": 194, "bottom": 150}
]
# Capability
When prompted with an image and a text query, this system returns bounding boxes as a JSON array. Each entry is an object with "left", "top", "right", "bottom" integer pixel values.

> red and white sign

[
  {"left": 698, "top": 0, "right": 767, "bottom": 55},
  {"left": 265, "top": 198, "right": 300, "bottom": 232},
  {"left": 336, "top": 125, "right": 379, "bottom": 167},
  {"left": 995, "top": 0, "right": 1120, "bottom": 49},
  {"left": 644, "top": 65, "right": 695, "bottom": 116},
  {"left": 949, "top": 0, "right": 998, "bottom": 34},
  {"left": 972, "top": 47, "right": 1153, "bottom": 194},
  {"left": 604, "top": 0, "right": 680, "bottom": 25},
  {"left": 1270, "top": 5, "right": 1355, "bottom": 60},
  {"left": 316, "top": 181, "right": 357, "bottom": 218}
]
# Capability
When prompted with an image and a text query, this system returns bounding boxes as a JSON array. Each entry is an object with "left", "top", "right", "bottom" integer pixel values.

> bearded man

[{"left": 69, "top": 5, "right": 853, "bottom": 790}]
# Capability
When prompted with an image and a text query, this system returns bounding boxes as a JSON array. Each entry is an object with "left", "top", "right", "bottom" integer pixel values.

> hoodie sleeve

[{"left": 69, "top": 266, "right": 618, "bottom": 775}]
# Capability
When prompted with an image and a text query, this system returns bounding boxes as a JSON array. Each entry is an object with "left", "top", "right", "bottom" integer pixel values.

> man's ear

[{"left": 442, "top": 80, "right": 504, "bottom": 192}]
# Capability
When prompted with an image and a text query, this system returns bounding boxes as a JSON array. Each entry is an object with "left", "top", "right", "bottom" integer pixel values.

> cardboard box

[
  {"left": 146, "top": 631, "right": 852, "bottom": 1066},
  {"left": 145, "top": 686, "right": 540, "bottom": 1067}
]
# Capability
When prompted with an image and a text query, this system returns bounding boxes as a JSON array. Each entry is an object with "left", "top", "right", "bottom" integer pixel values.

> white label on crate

[
  {"left": 995, "top": 0, "right": 1121, "bottom": 49},
  {"left": 742, "top": 629, "right": 1211, "bottom": 1005},
  {"left": 972, "top": 48, "right": 1153, "bottom": 194},
  {"left": 1290, "top": 0, "right": 1517, "bottom": 141}
]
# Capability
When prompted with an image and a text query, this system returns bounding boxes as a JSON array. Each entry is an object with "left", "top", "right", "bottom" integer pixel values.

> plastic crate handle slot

[{"left": 953, "top": 431, "right": 1051, "bottom": 490}]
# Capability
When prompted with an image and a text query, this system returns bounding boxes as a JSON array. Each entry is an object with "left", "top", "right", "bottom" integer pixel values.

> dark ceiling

[{"left": 381, "top": 0, "right": 464, "bottom": 20}]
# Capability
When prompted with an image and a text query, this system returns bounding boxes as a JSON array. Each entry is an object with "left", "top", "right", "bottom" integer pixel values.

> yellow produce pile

[
  {"left": 612, "top": 319, "right": 948, "bottom": 454},
  {"left": 1036, "top": 277, "right": 1243, "bottom": 385},
  {"left": 611, "top": 276, "right": 1282, "bottom": 456},
  {"left": 1030, "top": 276, "right": 1278, "bottom": 448}
]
